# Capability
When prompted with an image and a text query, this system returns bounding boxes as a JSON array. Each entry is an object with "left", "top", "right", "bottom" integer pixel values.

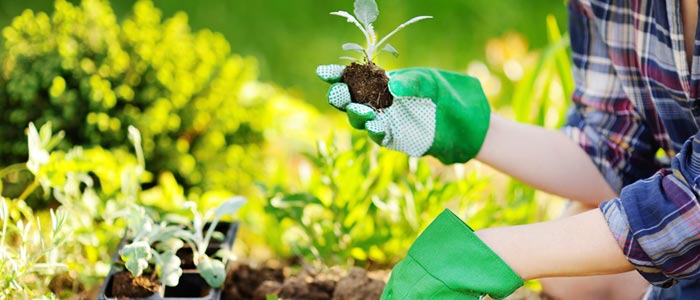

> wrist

[
  {"left": 475, "top": 227, "right": 533, "bottom": 280},
  {"left": 475, "top": 210, "right": 634, "bottom": 281}
]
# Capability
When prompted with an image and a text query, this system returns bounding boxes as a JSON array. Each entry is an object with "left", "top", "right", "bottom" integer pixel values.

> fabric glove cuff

[{"left": 408, "top": 209, "right": 523, "bottom": 299}]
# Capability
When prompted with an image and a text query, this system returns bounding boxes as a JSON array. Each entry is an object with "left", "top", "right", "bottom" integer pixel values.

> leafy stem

[{"left": 331, "top": 0, "right": 431, "bottom": 63}]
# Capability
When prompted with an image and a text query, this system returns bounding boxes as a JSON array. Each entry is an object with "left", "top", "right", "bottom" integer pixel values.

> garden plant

[
  {"left": 102, "top": 198, "right": 244, "bottom": 299},
  {"left": 325, "top": 0, "right": 431, "bottom": 109},
  {"left": 109, "top": 204, "right": 184, "bottom": 298},
  {"left": 176, "top": 197, "right": 246, "bottom": 288}
]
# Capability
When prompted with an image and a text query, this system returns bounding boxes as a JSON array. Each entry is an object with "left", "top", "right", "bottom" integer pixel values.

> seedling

[
  {"left": 177, "top": 196, "right": 246, "bottom": 288},
  {"left": 331, "top": 0, "right": 431, "bottom": 109},
  {"left": 118, "top": 205, "right": 184, "bottom": 289}
]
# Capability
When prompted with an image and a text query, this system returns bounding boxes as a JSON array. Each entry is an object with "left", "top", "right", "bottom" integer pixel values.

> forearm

[
  {"left": 475, "top": 209, "right": 633, "bottom": 280},
  {"left": 476, "top": 114, "right": 616, "bottom": 205}
]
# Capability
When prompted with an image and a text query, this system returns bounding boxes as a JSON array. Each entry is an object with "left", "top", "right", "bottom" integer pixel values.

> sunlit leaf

[
  {"left": 197, "top": 256, "right": 226, "bottom": 288},
  {"left": 381, "top": 43, "right": 399, "bottom": 57},
  {"left": 158, "top": 252, "right": 182, "bottom": 287},
  {"left": 213, "top": 196, "right": 247, "bottom": 217},
  {"left": 354, "top": 0, "right": 379, "bottom": 28},
  {"left": 342, "top": 43, "right": 365, "bottom": 54}
]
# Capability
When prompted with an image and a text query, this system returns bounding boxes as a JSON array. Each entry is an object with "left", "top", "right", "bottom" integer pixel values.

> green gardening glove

[
  {"left": 381, "top": 209, "right": 523, "bottom": 300},
  {"left": 316, "top": 65, "right": 490, "bottom": 164}
]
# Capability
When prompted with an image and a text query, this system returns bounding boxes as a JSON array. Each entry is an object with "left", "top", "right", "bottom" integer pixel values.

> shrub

[{"left": 0, "top": 0, "right": 277, "bottom": 195}]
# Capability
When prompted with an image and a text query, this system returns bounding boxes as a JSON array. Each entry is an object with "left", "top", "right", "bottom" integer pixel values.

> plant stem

[
  {"left": 0, "top": 163, "right": 28, "bottom": 179},
  {"left": 18, "top": 179, "right": 40, "bottom": 201},
  {"left": 201, "top": 218, "right": 220, "bottom": 257}
]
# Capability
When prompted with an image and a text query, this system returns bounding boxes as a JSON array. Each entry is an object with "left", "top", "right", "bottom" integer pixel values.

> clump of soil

[
  {"left": 49, "top": 272, "right": 85, "bottom": 297},
  {"left": 110, "top": 271, "right": 159, "bottom": 298},
  {"left": 222, "top": 264, "right": 285, "bottom": 299},
  {"left": 221, "top": 263, "right": 386, "bottom": 300},
  {"left": 342, "top": 62, "right": 393, "bottom": 109},
  {"left": 333, "top": 267, "right": 385, "bottom": 300}
]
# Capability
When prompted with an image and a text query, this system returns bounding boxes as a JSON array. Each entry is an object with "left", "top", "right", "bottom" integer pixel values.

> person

[{"left": 316, "top": 0, "right": 700, "bottom": 299}]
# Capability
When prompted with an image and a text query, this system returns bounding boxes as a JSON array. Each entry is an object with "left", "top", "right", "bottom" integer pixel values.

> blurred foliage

[
  {"left": 0, "top": 0, "right": 318, "bottom": 198},
  {"left": 0, "top": 197, "right": 68, "bottom": 300},
  {"left": 0, "top": 0, "right": 574, "bottom": 296},
  {"left": 0, "top": 122, "right": 134, "bottom": 298},
  {"left": 0, "top": 0, "right": 567, "bottom": 110},
  {"left": 261, "top": 132, "right": 490, "bottom": 267},
  {"left": 0, "top": 122, "right": 246, "bottom": 298}
]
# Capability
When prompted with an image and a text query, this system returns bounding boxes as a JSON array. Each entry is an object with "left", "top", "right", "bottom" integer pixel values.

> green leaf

[
  {"left": 342, "top": 43, "right": 365, "bottom": 54},
  {"left": 214, "top": 247, "right": 237, "bottom": 261},
  {"left": 210, "top": 231, "right": 225, "bottom": 242},
  {"left": 268, "top": 193, "right": 323, "bottom": 221},
  {"left": 213, "top": 196, "right": 247, "bottom": 217},
  {"left": 354, "top": 0, "right": 379, "bottom": 27},
  {"left": 197, "top": 256, "right": 226, "bottom": 288},
  {"left": 381, "top": 43, "right": 399, "bottom": 57},
  {"left": 120, "top": 241, "right": 152, "bottom": 276},
  {"left": 159, "top": 252, "right": 182, "bottom": 287},
  {"left": 124, "top": 256, "right": 150, "bottom": 277},
  {"left": 154, "top": 238, "right": 184, "bottom": 252}
]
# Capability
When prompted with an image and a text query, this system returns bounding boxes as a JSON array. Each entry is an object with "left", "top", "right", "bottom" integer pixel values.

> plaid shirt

[{"left": 563, "top": 0, "right": 700, "bottom": 287}]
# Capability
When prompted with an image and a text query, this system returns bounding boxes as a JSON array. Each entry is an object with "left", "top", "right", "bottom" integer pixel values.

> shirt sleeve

[
  {"left": 600, "top": 132, "right": 700, "bottom": 287},
  {"left": 562, "top": 0, "right": 661, "bottom": 193}
]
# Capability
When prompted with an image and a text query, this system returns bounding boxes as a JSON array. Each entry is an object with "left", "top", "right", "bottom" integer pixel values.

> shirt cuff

[
  {"left": 600, "top": 197, "right": 676, "bottom": 287},
  {"left": 599, "top": 135, "right": 700, "bottom": 288}
]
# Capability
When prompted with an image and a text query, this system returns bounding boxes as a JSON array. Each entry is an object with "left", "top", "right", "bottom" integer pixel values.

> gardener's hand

[
  {"left": 381, "top": 209, "right": 523, "bottom": 299},
  {"left": 316, "top": 65, "right": 490, "bottom": 164}
]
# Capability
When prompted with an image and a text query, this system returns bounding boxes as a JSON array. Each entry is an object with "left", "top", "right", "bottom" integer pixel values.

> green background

[{"left": 0, "top": 0, "right": 567, "bottom": 109}]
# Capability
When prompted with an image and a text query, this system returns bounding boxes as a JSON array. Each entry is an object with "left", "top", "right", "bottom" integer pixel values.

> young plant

[
  {"left": 331, "top": 0, "right": 431, "bottom": 108},
  {"left": 177, "top": 196, "right": 246, "bottom": 288},
  {"left": 118, "top": 204, "right": 185, "bottom": 288},
  {"left": 0, "top": 198, "right": 69, "bottom": 299}
]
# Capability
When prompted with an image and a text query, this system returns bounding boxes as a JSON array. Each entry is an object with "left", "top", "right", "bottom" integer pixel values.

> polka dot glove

[{"left": 317, "top": 65, "right": 491, "bottom": 164}]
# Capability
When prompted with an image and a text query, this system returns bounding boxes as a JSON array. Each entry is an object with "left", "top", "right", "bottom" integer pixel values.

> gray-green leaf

[
  {"left": 155, "top": 238, "right": 185, "bottom": 252},
  {"left": 342, "top": 43, "right": 365, "bottom": 54},
  {"left": 159, "top": 252, "right": 183, "bottom": 287},
  {"left": 354, "top": 0, "right": 379, "bottom": 27},
  {"left": 120, "top": 241, "right": 152, "bottom": 276},
  {"left": 213, "top": 196, "right": 247, "bottom": 217},
  {"left": 382, "top": 43, "right": 399, "bottom": 57},
  {"left": 197, "top": 256, "right": 226, "bottom": 288}
]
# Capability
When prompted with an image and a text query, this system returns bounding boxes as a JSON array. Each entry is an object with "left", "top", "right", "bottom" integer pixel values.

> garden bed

[
  {"left": 221, "top": 263, "right": 387, "bottom": 300},
  {"left": 220, "top": 263, "right": 544, "bottom": 300}
]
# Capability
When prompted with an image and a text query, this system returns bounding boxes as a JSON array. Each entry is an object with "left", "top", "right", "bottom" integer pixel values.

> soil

[
  {"left": 49, "top": 272, "right": 85, "bottom": 297},
  {"left": 219, "top": 263, "right": 550, "bottom": 300},
  {"left": 221, "top": 263, "right": 386, "bottom": 300},
  {"left": 163, "top": 272, "right": 211, "bottom": 297},
  {"left": 342, "top": 62, "right": 393, "bottom": 109},
  {"left": 110, "top": 271, "right": 160, "bottom": 298}
]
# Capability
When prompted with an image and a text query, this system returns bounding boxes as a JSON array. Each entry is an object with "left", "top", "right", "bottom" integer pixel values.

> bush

[{"left": 0, "top": 0, "right": 280, "bottom": 195}]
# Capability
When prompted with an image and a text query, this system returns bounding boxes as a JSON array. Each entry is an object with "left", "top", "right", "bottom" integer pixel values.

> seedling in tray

[
  {"left": 176, "top": 196, "right": 246, "bottom": 288},
  {"left": 113, "top": 205, "right": 185, "bottom": 298},
  {"left": 332, "top": 0, "right": 431, "bottom": 109}
]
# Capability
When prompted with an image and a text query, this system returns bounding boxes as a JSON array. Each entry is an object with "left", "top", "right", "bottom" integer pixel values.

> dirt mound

[{"left": 221, "top": 264, "right": 386, "bottom": 300}]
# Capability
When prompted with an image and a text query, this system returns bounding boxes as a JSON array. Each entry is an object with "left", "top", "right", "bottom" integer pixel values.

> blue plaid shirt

[{"left": 564, "top": 0, "right": 700, "bottom": 287}]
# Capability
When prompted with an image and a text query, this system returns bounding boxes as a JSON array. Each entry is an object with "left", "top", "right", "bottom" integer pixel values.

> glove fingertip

[
  {"left": 366, "top": 120, "right": 388, "bottom": 145},
  {"left": 328, "top": 83, "right": 351, "bottom": 110},
  {"left": 317, "top": 64, "right": 345, "bottom": 83},
  {"left": 346, "top": 103, "right": 375, "bottom": 129}
]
